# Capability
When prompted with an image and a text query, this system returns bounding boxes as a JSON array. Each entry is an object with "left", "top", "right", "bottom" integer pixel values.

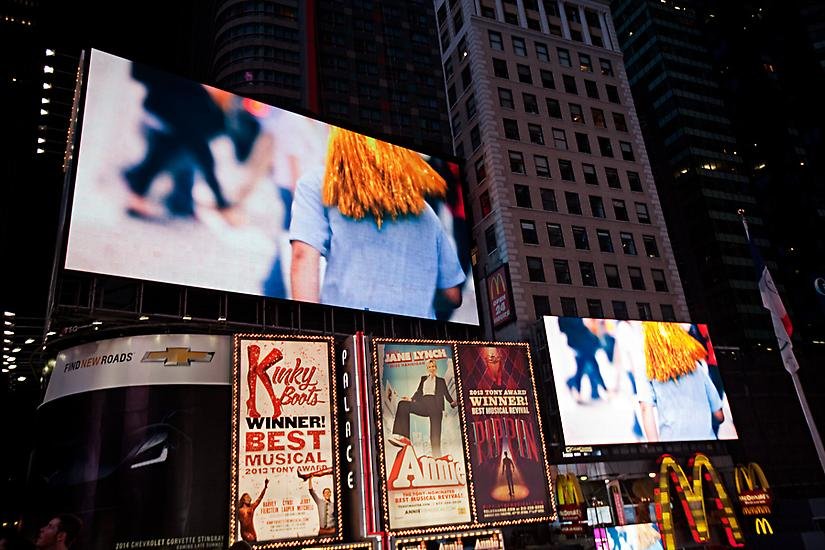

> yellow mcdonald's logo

[
  {"left": 655, "top": 453, "right": 745, "bottom": 550},
  {"left": 489, "top": 271, "right": 506, "bottom": 297},
  {"left": 755, "top": 517, "right": 773, "bottom": 535},
  {"left": 556, "top": 473, "right": 584, "bottom": 506},
  {"left": 735, "top": 462, "right": 770, "bottom": 493}
]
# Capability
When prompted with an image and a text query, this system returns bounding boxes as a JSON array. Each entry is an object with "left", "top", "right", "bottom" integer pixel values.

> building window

[
  {"left": 553, "top": 128, "right": 568, "bottom": 150},
  {"left": 605, "top": 167, "right": 621, "bottom": 188},
  {"left": 479, "top": 190, "right": 492, "bottom": 217},
  {"left": 554, "top": 259, "right": 572, "bottom": 284},
  {"left": 444, "top": 59, "right": 454, "bottom": 80},
  {"left": 613, "top": 112, "right": 628, "bottom": 132},
  {"left": 541, "top": 188, "right": 558, "bottom": 211},
  {"left": 536, "top": 41, "right": 550, "bottom": 61},
  {"left": 598, "top": 136, "right": 614, "bottom": 157},
  {"left": 563, "top": 74, "right": 578, "bottom": 94},
  {"left": 643, "top": 235, "right": 660, "bottom": 257},
  {"left": 661, "top": 304, "right": 676, "bottom": 321},
  {"left": 612, "top": 300, "right": 629, "bottom": 319},
  {"left": 599, "top": 58, "right": 614, "bottom": 76},
  {"left": 475, "top": 157, "right": 487, "bottom": 182},
  {"left": 572, "top": 226, "right": 590, "bottom": 250},
  {"left": 613, "top": 199, "right": 629, "bottom": 220},
  {"left": 514, "top": 183, "right": 532, "bottom": 206},
  {"left": 620, "top": 141, "right": 635, "bottom": 161},
  {"left": 534, "top": 295, "right": 552, "bottom": 318},
  {"left": 606, "top": 84, "right": 620, "bottom": 103},
  {"left": 498, "top": 88, "right": 515, "bottom": 109},
  {"left": 592, "top": 108, "right": 607, "bottom": 128},
  {"left": 560, "top": 297, "right": 578, "bottom": 317},
  {"left": 527, "top": 256, "right": 545, "bottom": 281},
  {"left": 605, "top": 264, "right": 622, "bottom": 288},
  {"left": 488, "top": 30, "right": 504, "bottom": 51},
  {"left": 627, "top": 170, "right": 643, "bottom": 191},
  {"left": 540, "top": 69, "right": 556, "bottom": 89},
  {"left": 546, "top": 98, "right": 562, "bottom": 118},
  {"left": 584, "top": 79, "right": 599, "bottom": 99},
  {"left": 509, "top": 151, "right": 526, "bottom": 174},
  {"left": 628, "top": 267, "right": 646, "bottom": 290},
  {"left": 470, "top": 125, "right": 481, "bottom": 150},
  {"left": 512, "top": 36, "right": 527, "bottom": 56},
  {"left": 448, "top": 84, "right": 457, "bottom": 106},
  {"left": 558, "top": 159, "right": 575, "bottom": 181},
  {"left": 535, "top": 155, "right": 551, "bottom": 178},
  {"left": 547, "top": 223, "right": 565, "bottom": 247},
  {"left": 461, "top": 66, "right": 472, "bottom": 89},
  {"left": 586, "top": 194, "right": 605, "bottom": 217},
  {"left": 523, "top": 92, "right": 539, "bottom": 114},
  {"left": 596, "top": 228, "right": 613, "bottom": 252},
  {"left": 504, "top": 118, "right": 520, "bottom": 140},
  {"left": 570, "top": 103, "right": 584, "bottom": 123},
  {"left": 558, "top": 47, "right": 572, "bottom": 67},
  {"left": 620, "top": 232, "right": 637, "bottom": 255},
  {"left": 493, "top": 58, "right": 509, "bottom": 78},
  {"left": 565, "top": 191, "right": 582, "bottom": 214},
  {"left": 517, "top": 64, "right": 533, "bottom": 84},
  {"left": 637, "top": 302, "right": 652, "bottom": 320},
  {"left": 466, "top": 94, "right": 477, "bottom": 118},
  {"left": 528, "top": 123, "right": 545, "bottom": 144},
  {"left": 485, "top": 224, "right": 497, "bottom": 253},
  {"left": 635, "top": 202, "right": 651, "bottom": 224},
  {"left": 575, "top": 164, "right": 596, "bottom": 187},
  {"left": 652, "top": 269, "right": 668, "bottom": 292},
  {"left": 575, "top": 132, "right": 592, "bottom": 154},
  {"left": 587, "top": 298, "right": 604, "bottom": 317},
  {"left": 580, "top": 262, "right": 597, "bottom": 286},
  {"left": 521, "top": 219, "right": 539, "bottom": 244},
  {"left": 579, "top": 53, "right": 593, "bottom": 72},
  {"left": 451, "top": 111, "right": 462, "bottom": 135}
]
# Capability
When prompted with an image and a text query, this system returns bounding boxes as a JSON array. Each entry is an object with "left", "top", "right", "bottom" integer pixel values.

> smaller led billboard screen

[
  {"left": 65, "top": 49, "right": 478, "bottom": 325},
  {"left": 544, "top": 317, "right": 738, "bottom": 446}
]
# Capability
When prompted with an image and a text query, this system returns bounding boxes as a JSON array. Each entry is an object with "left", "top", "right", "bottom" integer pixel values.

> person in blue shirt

[{"left": 289, "top": 127, "right": 465, "bottom": 319}]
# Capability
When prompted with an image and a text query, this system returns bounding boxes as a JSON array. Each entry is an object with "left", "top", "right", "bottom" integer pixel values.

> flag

[{"left": 741, "top": 215, "right": 799, "bottom": 373}]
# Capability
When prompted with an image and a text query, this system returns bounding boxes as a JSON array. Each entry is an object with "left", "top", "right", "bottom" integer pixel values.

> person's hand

[{"left": 450, "top": 400, "right": 457, "bottom": 408}]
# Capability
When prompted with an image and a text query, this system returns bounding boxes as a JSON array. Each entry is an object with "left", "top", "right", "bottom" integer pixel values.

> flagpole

[{"left": 738, "top": 209, "right": 825, "bottom": 476}]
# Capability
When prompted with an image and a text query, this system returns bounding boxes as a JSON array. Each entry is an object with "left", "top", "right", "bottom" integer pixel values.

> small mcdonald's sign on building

[{"left": 735, "top": 462, "right": 775, "bottom": 537}]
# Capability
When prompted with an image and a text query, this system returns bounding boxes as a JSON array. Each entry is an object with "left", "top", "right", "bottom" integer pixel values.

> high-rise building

[
  {"left": 434, "top": 0, "right": 688, "bottom": 341},
  {"left": 612, "top": 0, "right": 825, "bottom": 493},
  {"left": 210, "top": 0, "right": 451, "bottom": 154}
]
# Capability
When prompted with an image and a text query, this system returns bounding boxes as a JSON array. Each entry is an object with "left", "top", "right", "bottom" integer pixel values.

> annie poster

[
  {"left": 375, "top": 342, "right": 471, "bottom": 530},
  {"left": 231, "top": 335, "right": 340, "bottom": 547},
  {"left": 457, "top": 344, "right": 553, "bottom": 523}
]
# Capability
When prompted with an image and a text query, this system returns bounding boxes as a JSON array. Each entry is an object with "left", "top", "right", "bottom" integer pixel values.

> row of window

[
  {"left": 505, "top": 150, "right": 642, "bottom": 189},
  {"left": 532, "top": 295, "right": 676, "bottom": 322},
  {"left": 501, "top": 119, "right": 636, "bottom": 160},
  {"left": 490, "top": 58, "right": 622, "bottom": 105},
  {"left": 497, "top": 88, "right": 627, "bottom": 131},
  {"left": 509, "top": 184, "right": 650, "bottom": 225},
  {"left": 488, "top": 30, "right": 614, "bottom": 77},
  {"left": 521, "top": 256, "right": 670, "bottom": 292},
  {"left": 516, "top": 220, "right": 660, "bottom": 257}
]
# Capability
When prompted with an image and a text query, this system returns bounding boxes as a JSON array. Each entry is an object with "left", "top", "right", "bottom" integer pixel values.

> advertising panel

[
  {"left": 544, "top": 317, "right": 739, "bottom": 446},
  {"left": 373, "top": 341, "right": 471, "bottom": 532},
  {"left": 231, "top": 335, "right": 340, "bottom": 547},
  {"left": 457, "top": 344, "right": 553, "bottom": 523},
  {"left": 602, "top": 523, "right": 664, "bottom": 550},
  {"left": 27, "top": 334, "right": 231, "bottom": 550},
  {"left": 486, "top": 264, "right": 515, "bottom": 329},
  {"left": 64, "top": 49, "right": 477, "bottom": 324}
]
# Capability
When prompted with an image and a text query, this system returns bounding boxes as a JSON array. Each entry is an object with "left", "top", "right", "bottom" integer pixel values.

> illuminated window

[
  {"left": 599, "top": 58, "right": 614, "bottom": 76},
  {"left": 579, "top": 53, "right": 593, "bottom": 72},
  {"left": 643, "top": 235, "right": 660, "bottom": 257},
  {"left": 570, "top": 103, "right": 584, "bottom": 123}
]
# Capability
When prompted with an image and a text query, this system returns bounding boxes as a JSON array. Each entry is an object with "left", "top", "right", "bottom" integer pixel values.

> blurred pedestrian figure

[{"left": 558, "top": 317, "right": 607, "bottom": 402}]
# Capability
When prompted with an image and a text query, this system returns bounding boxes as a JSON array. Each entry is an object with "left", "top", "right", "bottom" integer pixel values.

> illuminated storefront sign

[
  {"left": 556, "top": 473, "right": 586, "bottom": 535},
  {"left": 735, "top": 462, "right": 774, "bottom": 536},
  {"left": 654, "top": 453, "right": 745, "bottom": 550}
]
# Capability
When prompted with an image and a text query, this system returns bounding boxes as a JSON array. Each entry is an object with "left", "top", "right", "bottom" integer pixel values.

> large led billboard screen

[
  {"left": 544, "top": 317, "right": 738, "bottom": 446},
  {"left": 65, "top": 49, "right": 478, "bottom": 325}
]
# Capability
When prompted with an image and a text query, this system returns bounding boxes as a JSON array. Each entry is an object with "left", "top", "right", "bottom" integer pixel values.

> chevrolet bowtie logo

[{"left": 142, "top": 347, "right": 214, "bottom": 366}]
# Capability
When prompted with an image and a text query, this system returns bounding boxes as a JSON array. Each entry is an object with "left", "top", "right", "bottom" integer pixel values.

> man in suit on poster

[{"left": 389, "top": 359, "right": 457, "bottom": 457}]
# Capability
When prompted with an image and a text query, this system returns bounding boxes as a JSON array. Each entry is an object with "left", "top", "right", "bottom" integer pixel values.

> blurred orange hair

[
  {"left": 322, "top": 127, "right": 447, "bottom": 228},
  {"left": 643, "top": 323, "right": 707, "bottom": 382}
]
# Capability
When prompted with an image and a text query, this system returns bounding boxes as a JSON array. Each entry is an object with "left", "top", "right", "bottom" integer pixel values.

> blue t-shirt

[
  {"left": 638, "top": 367, "right": 723, "bottom": 441},
  {"left": 289, "top": 168, "right": 466, "bottom": 319}
]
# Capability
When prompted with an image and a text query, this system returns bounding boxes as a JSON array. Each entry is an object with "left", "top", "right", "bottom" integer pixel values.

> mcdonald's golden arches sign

[{"left": 487, "top": 264, "right": 515, "bottom": 328}]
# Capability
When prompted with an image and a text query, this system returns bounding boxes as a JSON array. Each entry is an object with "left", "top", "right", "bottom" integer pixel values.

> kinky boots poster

[{"left": 230, "top": 335, "right": 341, "bottom": 547}]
